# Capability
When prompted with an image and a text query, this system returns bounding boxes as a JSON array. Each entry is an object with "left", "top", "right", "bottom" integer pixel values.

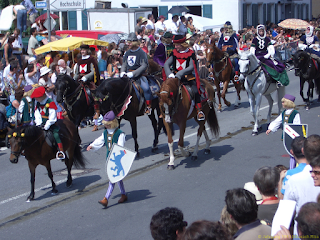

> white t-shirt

[
  {"left": 24, "top": 67, "right": 38, "bottom": 85},
  {"left": 12, "top": 35, "right": 23, "bottom": 54},
  {"left": 154, "top": 21, "right": 166, "bottom": 34},
  {"left": 146, "top": 20, "right": 154, "bottom": 30}
]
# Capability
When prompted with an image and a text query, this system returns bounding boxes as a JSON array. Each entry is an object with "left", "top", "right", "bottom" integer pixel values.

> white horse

[{"left": 238, "top": 51, "right": 285, "bottom": 136}]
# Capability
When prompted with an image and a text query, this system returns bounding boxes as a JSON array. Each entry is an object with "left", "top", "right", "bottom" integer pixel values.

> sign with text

[
  {"left": 50, "top": 0, "right": 84, "bottom": 10},
  {"left": 35, "top": 1, "right": 47, "bottom": 9},
  {"left": 43, "top": 16, "right": 56, "bottom": 31}
]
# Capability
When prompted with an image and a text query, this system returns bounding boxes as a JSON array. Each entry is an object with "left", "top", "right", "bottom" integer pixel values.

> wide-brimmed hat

[
  {"left": 141, "top": 17, "right": 148, "bottom": 23},
  {"left": 40, "top": 66, "right": 51, "bottom": 76},
  {"left": 172, "top": 35, "right": 186, "bottom": 44},
  {"left": 127, "top": 32, "right": 138, "bottom": 41},
  {"left": 163, "top": 32, "right": 173, "bottom": 38},
  {"left": 80, "top": 44, "right": 89, "bottom": 49},
  {"left": 244, "top": 182, "right": 263, "bottom": 205},
  {"left": 24, "top": 84, "right": 39, "bottom": 97},
  {"left": 30, "top": 86, "right": 46, "bottom": 98}
]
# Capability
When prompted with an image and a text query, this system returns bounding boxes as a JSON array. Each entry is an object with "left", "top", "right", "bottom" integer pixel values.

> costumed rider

[
  {"left": 250, "top": 25, "right": 289, "bottom": 87},
  {"left": 17, "top": 84, "right": 38, "bottom": 125},
  {"left": 153, "top": 32, "right": 174, "bottom": 67},
  {"left": 73, "top": 44, "right": 101, "bottom": 119},
  {"left": 298, "top": 25, "right": 320, "bottom": 61},
  {"left": 218, "top": 21, "right": 239, "bottom": 81},
  {"left": 164, "top": 35, "right": 205, "bottom": 121},
  {"left": 87, "top": 111, "right": 128, "bottom": 208},
  {"left": 120, "top": 32, "right": 153, "bottom": 115},
  {"left": 31, "top": 86, "right": 65, "bottom": 160}
]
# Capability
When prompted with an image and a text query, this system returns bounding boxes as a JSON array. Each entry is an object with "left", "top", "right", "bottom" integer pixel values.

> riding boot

[
  {"left": 93, "top": 102, "right": 100, "bottom": 120},
  {"left": 56, "top": 143, "right": 66, "bottom": 161},
  {"left": 196, "top": 103, "right": 205, "bottom": 121},
  {"left": 234, "top": 71, "right": 239, "bottom": 82},
  {"left": 145, "top": 100, "right": 152, "bottom": 115},
  {"left": 98, "top": 197, "right": 108, "bottom": 207}
]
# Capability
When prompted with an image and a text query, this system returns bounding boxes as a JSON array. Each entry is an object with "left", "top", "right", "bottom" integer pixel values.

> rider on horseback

[
  {"left": 153, "top": 32, "right": 174, "bottom": 67},
  {"left": 31, "top": 86, "right": 65, "bottom": 160},
  {"left": 73, "top": 44, "right": 100, "bottom": 119},
  {"left": 218, "top": 21, "right": 239, "bottom": 82},
  {"left": 163, "top": 34, "right": 205, "bottom": 121},
  {"left": 120, "top": 32, "right": 153, "bottom": 115},
  {"left": 250, "top": 25, "right": 289, "bottom": 87},
  {"left": 298, "top": 25, "right": 320, "bottom": 63}
]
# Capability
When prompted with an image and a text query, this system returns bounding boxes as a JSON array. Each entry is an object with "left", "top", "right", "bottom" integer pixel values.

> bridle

[
  {"left": 239, "top": 57, "right": 263, "bottom": 96},
  {"left": 208, "top": 47, "right": 229, "bottom": 78}
]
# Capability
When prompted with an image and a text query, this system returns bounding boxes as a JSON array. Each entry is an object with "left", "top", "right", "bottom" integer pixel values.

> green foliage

[{"left": 0, "top": 0, "right": 37, "bottom": 9}]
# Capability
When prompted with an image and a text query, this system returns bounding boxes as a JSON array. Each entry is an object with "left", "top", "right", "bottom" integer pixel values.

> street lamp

[{"left": 121, "top": 2, "right": 130, "bottom": 33}]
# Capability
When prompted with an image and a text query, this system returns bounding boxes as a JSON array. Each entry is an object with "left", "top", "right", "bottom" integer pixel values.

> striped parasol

[{"left": 278, "top": 18, "right": 310, "bottom": 30}]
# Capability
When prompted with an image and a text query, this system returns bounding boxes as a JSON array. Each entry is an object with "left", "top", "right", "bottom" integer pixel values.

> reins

[{"left": 209, "top": 51, "right": 228, "bottom": 79}]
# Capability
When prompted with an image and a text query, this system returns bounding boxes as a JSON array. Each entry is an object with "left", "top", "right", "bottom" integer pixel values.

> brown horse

[
  {"left": 159, "top": 78, "right": 220, "bottom": 170},
  {"left": 206, "top": 43, "right": 243, "bottom": 112},
  {"left": 8, "top": 119, "right": 86, "bottom": 201}
]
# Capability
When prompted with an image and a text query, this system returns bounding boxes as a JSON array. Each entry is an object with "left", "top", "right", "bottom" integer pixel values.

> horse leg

[
  {"left": 163, "top": 121, "right": 175, "bottom": 170},
  {"left": 234, "top": 82, "right": 242, "bottom": 107},
  {"left": 64, "top": 155, "right": 73, "bottom": 188},
  {"left": 191, "top": 122, "right": 205, "bottom": 161},
  {"left": 178, "top": 121, "right": 190, "bottom": 158},
  {"left": 252, "top": 94, "right": 263, "bottom": 135},
  {"left": 300, "top": 78, "right": 307, "bottom": 102},
  {"left": 129, "top": 117, "right": 139, "bottom": 157},
  {"left": 215, "top": 82, "right": 222, "bottom": 112},
  {"left": 27, "top": 162, "right": 37, "bottom": 202},
  {"left": 264, "top": 94, "right": 273, "bottom": 123},
  {"left": 221, "top": 81, "right": 231, "bottom": 107},
  {"left": 277, "top": 86, "right": 285, "bottom": 114},
  {"left": 203, "top": 129, "right": 211, "bottom": 155},
  {"left": 44, "top": 161, "right": 58, "bottom": 194},
  {"left": 147, "top": 108, "right": 159, "bottom": 152},
  {"left": 306, "top": 80, "right": 314, "bottom": 110}
]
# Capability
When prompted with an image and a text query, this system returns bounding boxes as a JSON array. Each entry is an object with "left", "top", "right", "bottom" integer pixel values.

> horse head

[
  {"left": 238, "top": 50, "right": 260, "bottom": 82},
  {"left": 55, "top": 74, "right": 77, "bottom": 104},
  {"left": 8, "top": 127, "right": 26, "bottom": 163},
  {"left": 205, "top": 44, "right": 224, "bottom": 68},
  {"left": 292, "top": 50, "right": 308, "bottom": 77},
  {"left": 159, "top": 78, "right": 179, "bottom": 123}
]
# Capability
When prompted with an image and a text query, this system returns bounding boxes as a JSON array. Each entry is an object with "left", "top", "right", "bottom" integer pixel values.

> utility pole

[{"left": 47, "top": 0, "right": 51, "bottom": 42}]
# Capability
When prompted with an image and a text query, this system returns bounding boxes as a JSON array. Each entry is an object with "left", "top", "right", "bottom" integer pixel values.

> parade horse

[
  {"left": 292, "top": 50, "right": 320, "bottom": 110},
  {"left": 158, "top": 77, "right": 220, "bottom": 170},
  {"left": 206, "top": 43, "right": 243, "bottom": 112},
  {"left": 238, "top": 50, "right": 285, "bottom": 136},
  {"left": 94, "top": 76, "right": 163, "bottom": 157},
  {"left": 8, "top": 119, "right": 86, "bottom": 201},
  {"left": 55, "top": 74, "right": 94, "bottom": 127}
]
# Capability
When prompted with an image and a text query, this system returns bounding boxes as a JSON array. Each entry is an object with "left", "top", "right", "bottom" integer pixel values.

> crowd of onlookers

[{"left": 149, "top": 134, "right": 320, "bottom": 240}]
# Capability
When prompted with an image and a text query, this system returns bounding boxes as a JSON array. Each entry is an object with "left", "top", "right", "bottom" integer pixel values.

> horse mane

[
  {"left": 14, "top": 125, "right": 43, "bottom": 139},
  {"left": 56, "top": 74, "right": 79, "bottom": 88}
]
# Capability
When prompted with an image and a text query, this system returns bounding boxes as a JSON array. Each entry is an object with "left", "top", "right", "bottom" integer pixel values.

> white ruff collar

[{"left": 82, "top": 55, "right": 90, "bottom": 59}]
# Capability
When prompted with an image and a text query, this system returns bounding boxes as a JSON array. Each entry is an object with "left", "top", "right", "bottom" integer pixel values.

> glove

[
  {"left": 120, "top": 72, "right": 126, "bottom": 78},
  {"left": 44, "top": 125, "right": 49, "bottom": 131},
  {"left": 126, "top": 72, "right": 133, "bottom": 78},
  {"left": 81, "top": 76, "right": 87, "bottom": 82},
  {"left": 264, "top": 54, "right": 270, "bottom": 59},
  {"left": 168, "top": 73, "right": 175, "bottom": 78},
  {"left": 309, "top": 44, "right": 315, "bottom": 49}
]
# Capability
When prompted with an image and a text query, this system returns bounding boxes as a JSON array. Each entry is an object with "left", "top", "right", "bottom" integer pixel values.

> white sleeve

[
  {"left": 268, "top": 114, "right": 282, "bottom": 132},
  {"left": 283, "top": 178, "right": 296, "bottom": 201},
  {"left": 293, "top": 113, "right": 301, "bottom": 124},
  {"left": 117, "top": 132, "right": 126, "bottom": 147},
  {"left": 267, "top": 44, "right": 275, "bottom": 58},
  {"left": 44, "top": 108, "right": 57, "bottom": 130},
  {"left": 298, "top": 43, "right": 307, "bottom": 50},
  {"left": 89, "top": 133, "right": 105, "bottom": 151},
  {"left": 250, "top": 46, "right": 256, "bottom": 55},
  {"left": 17, "top": 100, "right": 25, "bottom": 120},
  {"left": 34, "top": 108, "right": 42, "bottom": 126}
]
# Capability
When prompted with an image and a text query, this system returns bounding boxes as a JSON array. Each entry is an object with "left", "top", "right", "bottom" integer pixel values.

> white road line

[{"left": 174, "top": 102, "right": 278, "bottom": 142}]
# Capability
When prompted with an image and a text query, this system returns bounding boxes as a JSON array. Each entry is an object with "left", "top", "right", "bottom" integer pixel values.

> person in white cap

[
  {"left": 24, "top": 56, "right": 38, "bottom": 85},
  {"left": 38, "top": 66, "right": 54, "bottom": 99}
]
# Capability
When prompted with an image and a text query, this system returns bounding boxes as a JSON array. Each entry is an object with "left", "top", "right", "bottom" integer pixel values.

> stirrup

[
  {"left": 277, "top": 82, "right": 283, "bottom": 88},
  {"left": 56, "top": 151, "right": 65, "bottom": 160},
  {"left": 234, "top": 75, "right": 239, "bottom": 82},
  {"left": 145, "top": 107, "right": 152, "bottom": 115},
  {"left": 197, "top": 111, "right": 205, "bottom": 121}
]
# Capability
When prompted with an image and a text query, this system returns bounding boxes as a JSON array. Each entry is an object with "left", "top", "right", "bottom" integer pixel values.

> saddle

[
  {"left": 44, "top": 124, "right": 61, "bottom": 149},
  {"left": 182, "top": 81, "right": 208, "bottom": 104}
]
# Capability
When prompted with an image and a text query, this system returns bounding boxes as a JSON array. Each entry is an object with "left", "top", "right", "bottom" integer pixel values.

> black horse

[
  {"left": 293, "top": 50, "right": 320, "bottom": 110},
  {"left": 55, "top": 74, "right": 94, "bottom": 127},
  {"left": 94, "top": 77, "right": 163, "bottom": 156}
]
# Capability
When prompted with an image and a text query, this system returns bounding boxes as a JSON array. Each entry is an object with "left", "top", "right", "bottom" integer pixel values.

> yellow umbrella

[
  {"left": 35, "top": 37, "right": 109, "bottom": 55},
  {"left": 278, "top": 18, "right": 310, "bottom": 30}
]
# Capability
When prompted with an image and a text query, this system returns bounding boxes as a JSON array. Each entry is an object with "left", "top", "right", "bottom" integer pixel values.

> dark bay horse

[
  {"left": 8, "top": 119, "right": 86, "bottom": 201},
  {"left": 206, "top": 43, "right": 243, "bottom": 112},
  {"left": 55, "top": 74, "right": 94, "bottom": 127},
  {"left": 292, "top": 50, "right": 320, "bottom": 110},
  {"left": 159, "top": 78, "right": 220, "bottom": 169},
  {"left": 94, "top": 77, "right": 163, "bottom": 156}
]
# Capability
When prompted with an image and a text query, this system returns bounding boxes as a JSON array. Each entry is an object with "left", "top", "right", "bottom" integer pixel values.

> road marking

[{"left": 174, "top": 102, "right": 278, "bottom": 142}]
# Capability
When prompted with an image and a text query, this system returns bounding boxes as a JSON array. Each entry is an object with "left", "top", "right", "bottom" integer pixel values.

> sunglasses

[{"left": 310, "top": 170, "right": 320, "bottom": 176}]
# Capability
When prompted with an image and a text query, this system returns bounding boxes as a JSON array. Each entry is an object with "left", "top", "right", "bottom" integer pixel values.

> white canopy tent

[{"left": 184, "top": 14, "right": 224, "bottom": 32}]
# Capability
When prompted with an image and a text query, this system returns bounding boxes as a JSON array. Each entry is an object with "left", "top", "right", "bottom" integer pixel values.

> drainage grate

[{"left": 53, "top": 168, "right": 99, "bottom": 176}]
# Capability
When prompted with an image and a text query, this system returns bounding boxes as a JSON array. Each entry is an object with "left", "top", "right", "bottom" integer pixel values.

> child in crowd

[{"left": 87, "top": 111, "right": 128, "bottom": 207}]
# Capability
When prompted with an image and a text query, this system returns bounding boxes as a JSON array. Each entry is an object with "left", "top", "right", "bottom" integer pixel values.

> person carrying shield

[
  {"left": 31, "top": 86, "right": 65, "bottom": 160},
  {"left": 86, "top": 111, "right": 128, "bottom": 208},
  {"left": 120, "top": 32, "right": 153, "bottom": 115},
  {"left": 163, "top": 34, "right": 205, "bottom": 121},
  {"left": 73, "top": 44, "right": 100, "bottom": 119}
]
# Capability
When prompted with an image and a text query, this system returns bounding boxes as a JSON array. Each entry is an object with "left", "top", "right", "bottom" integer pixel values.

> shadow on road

[
  {"left": 35, "top": 174, "right": 101, "bottom": 201},
  {"left": 112, "top": 189, "right": 154, "bottom": 203}
]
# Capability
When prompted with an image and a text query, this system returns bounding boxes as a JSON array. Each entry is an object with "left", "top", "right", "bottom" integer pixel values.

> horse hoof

[
  {"left": 204, "top": 149, "right": 211, "bottom": 155},
  {"left": 151, "top": 146, "right": 158, "bottom": 153},
  {"left": 66, "top": 182, "right": 72, "bottom": 188},
  {"left": 306, "top": 106, "right": 310, "bottom": 111},
  {"left": 191, "top": 156, "right": 198, "bottom": 161},
  {"left": 252, "top": 131, "right": 258, "bottom": 136},
  {"left": 226, "top": 102, "right": 231, "bottom": 107},
  {"left": 258, "top": 126, "right": 262, "bottom": 132},
  {"left": 167, "top": 165, "right": 175, "bottom": 170},
  {"left": 136, "top": 152, "right": 140, "bottom": 158}
]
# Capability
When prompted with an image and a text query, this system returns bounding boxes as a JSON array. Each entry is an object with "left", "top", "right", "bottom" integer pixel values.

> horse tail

[
  {"left": 73, "top": 144, "right": 87, "bottom": 168},
  {"left": 207, "top": 106, "right": 220, "bottom": 138}
]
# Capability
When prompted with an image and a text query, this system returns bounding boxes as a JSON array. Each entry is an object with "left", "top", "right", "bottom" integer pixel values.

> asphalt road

[{"left": 0, "top": 69, "right": 319, "bottom": 239}]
